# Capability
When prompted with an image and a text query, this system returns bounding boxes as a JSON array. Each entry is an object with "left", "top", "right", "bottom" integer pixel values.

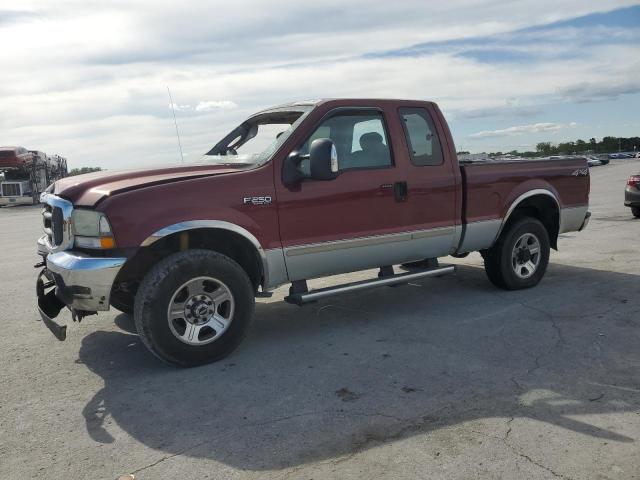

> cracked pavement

[{"left": 1, "top": 160, "right": 639, "bottom": 479}]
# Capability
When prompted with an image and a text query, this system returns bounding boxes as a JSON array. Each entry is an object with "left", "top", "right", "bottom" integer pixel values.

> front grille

[
  {"left": 40, "top": 193, "right": 73, "bottom": 252},
  {"left": 42, "top": 204, "right": 54, "bottom": 245},
  {"left": 2, "top": 183, "right": 21, "bottom": 196},
  {"left": 42, "top": 203, "right": 66, "bottom": 247},
  {"left": 51, "top": 208, "right": 63, "bottom": 245}
]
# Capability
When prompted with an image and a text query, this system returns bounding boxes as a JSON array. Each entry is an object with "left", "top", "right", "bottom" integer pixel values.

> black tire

[
  {"left": 483, "top": 217, "right": 550, "bottom": 290},
  {"left": 110, "top": 290, "right": 134, "bottom": 315},
  {"left": 632, "top": 206, "right": 640, "bottom": 218},
  {"left": 134, "top": 249, "right": 255, "bottom": 367}
]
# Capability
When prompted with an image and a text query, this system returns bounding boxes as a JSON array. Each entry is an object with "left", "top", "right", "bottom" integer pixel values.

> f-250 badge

[{"left": 243, "top": 196, "right": 272, "bottom": 206}]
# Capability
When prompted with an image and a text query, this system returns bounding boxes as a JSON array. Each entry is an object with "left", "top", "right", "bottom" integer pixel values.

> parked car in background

[
  {"left": 625, "top": 173, "right": 640, "bottom": 218},
  {"left": 586, "top": 156, "right": 602, "bottom": 167}
]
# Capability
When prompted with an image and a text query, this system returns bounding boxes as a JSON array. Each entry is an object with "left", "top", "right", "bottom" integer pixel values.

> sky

[{"left": 1, "top": 1, "right": 639, "bottom": 168}]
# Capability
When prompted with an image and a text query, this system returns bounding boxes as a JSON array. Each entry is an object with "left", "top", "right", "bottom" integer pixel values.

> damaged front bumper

[{"left": 36, "top": 235, "right": 126, "bottom": 340}]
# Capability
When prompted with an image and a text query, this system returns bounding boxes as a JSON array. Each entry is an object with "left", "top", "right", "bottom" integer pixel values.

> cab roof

[{"left": 256, "top": 98, "right": 436, "bottom": 115}]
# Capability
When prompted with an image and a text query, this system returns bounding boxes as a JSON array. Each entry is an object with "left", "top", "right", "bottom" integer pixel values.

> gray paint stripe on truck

[{"left": 285, "top": 226, "right": 456, "bottom": 257}]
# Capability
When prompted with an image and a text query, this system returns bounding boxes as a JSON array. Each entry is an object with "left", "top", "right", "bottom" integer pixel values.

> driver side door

[{"left": 275, "top": 107, "right": 411, "bottom": 281}]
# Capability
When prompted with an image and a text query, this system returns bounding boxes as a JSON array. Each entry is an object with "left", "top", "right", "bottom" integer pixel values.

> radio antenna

[{"left": 167, "top": 86, "right": 184, "bottom": 163}]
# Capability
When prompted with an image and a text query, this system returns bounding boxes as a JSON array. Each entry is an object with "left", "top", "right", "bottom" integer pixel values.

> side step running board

[{"left": 284, "top": 265, "right": 455, "bottom": 305}]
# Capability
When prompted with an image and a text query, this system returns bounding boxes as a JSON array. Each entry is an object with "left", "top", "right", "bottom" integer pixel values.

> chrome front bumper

[{"left": 37, "top": 235, "right": 126, "bottom": 313}]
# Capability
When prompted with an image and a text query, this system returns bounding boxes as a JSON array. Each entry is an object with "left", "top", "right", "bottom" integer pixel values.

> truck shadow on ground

[{"left": 78, "top": 262, "right": 639, "bottom": 471}]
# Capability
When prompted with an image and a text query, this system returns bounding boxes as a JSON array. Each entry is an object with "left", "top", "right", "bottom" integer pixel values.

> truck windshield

[{"left": 202, "top": 106, "right": 313, "bottom": 166}]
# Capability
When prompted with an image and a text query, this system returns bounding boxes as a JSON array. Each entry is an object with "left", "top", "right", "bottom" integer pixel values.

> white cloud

[
  {"left": 195, "top": 101, "right": 238, "bottom": 112},
  {"left": 169, "top": 103, "right": 191, "bottom": 112},
  {"left": 167, "top": 100, "right": 237, "bottom": 113},
  {"left": 558, "top": 77, "right": 640, "bottom": 102},
  {"left": 469, "top": 122, "right": 578, "bottom": 139},
  {"left": 0, "top": 1, "right": 638, "bottom": 166}
]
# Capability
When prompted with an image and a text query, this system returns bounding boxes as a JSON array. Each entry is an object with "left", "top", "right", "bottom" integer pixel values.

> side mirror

[{"left": 310, "top": 138, "right": 339, "bottom": 180}]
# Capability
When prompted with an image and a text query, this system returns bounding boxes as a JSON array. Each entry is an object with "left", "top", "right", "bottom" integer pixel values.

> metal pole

[{"left": 167, "top": 86, "right": 184, "bottom": 163}]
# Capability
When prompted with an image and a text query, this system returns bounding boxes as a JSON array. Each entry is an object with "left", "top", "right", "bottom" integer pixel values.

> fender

[
  {"left": 495, "top": 188, "right": 560, "bottom": 241},
  {"left": 140, "top": 220, "right": 287, "bottom": 290}
]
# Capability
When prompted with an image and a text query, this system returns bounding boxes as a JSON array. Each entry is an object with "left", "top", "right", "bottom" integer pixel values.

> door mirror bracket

[{"left": 282, "top": 151, "right": 307, "bottom": 186}]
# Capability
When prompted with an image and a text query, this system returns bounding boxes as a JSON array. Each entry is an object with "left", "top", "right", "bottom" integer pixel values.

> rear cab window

[{"left": 399, "top": 107, "right": 444, "bottom": 166}]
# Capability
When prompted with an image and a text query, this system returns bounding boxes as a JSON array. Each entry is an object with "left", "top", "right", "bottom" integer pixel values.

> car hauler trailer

[{"left": 0, "top": 147, "right": 68, "bottom": 206}]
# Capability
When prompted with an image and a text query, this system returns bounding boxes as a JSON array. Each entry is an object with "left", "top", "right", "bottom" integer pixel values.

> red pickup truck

[{"left": 36, "top": 99, "right": 590, "bottom": 366}]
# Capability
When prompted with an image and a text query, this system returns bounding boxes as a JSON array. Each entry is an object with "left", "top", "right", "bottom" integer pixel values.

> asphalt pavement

[{"left": 1, "top": 160, "right": 639, "bottom": 479}]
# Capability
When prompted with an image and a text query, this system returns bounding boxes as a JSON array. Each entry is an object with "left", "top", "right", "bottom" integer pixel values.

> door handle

[{"left": 394, "top": 181, "right": 408, "bottom": 202}]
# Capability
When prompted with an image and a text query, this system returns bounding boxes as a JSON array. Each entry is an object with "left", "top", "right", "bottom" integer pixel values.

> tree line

[
  {"left": 459, "top": 136, "right": 640, "bottom": 157},
  {"left": 67, "top": 167, "right": 102, "bottom": 176},
  {"left": 534, "top": 136, "right": 640, "bottom": 156}
]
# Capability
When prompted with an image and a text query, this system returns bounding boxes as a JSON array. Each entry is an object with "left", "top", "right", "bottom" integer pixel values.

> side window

[
  {"left": 307, "top": 125, "right": 331, "bottom": 148},
  {"left": 399, "top": 107, "right": 444, "bottom": 166},
  {"left": 300, "top": 111, "right": 392, "bottom": 172}
]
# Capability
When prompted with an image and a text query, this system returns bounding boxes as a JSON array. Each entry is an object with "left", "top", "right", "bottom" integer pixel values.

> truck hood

[{"left": 52, "top": 163, "right": 248, "bottom": 206}]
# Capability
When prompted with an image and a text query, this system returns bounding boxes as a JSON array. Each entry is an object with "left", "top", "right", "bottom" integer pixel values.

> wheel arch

[
  {"left": 115, "top": 221, "right": 268, "bottom": 297},
  {"left": 497, "top": 189, "right": 561, "bottom": 250}
]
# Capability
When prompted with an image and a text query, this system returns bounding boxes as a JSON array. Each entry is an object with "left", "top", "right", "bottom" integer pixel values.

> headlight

[{"left": 72, "top": 210, "right": 115, "bottom": 249}]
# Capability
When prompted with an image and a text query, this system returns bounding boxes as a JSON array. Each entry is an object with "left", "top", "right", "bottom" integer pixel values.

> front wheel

[
  {"left": 632, "top": 206, "right": 640, "bottom": 218},
  {"left": 134, "top": 249, "right": 255, "bottom": 367},
  {"left": 483, "top": 217, "right": 550, "bottom": 290}
]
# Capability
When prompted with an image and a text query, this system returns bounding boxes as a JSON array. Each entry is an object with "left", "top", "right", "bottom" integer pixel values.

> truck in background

[{"left": 0, "top": 147, "right": 68, "bottom": 206}]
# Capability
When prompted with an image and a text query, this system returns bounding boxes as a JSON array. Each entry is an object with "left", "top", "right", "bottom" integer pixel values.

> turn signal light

[
  {"left": 75, "top": 235, "right": 116, "bottom": 249},
  {"left": 627, "top": 175, "right": 640, "bottom": 187},
  {"left": 100, "top": 237, "right": 115, "bottom": 249}
]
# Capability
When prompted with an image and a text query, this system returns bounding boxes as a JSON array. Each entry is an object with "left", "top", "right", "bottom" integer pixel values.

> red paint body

[{"left": 51, "top": 99, "right": 589, "bottom": 252}]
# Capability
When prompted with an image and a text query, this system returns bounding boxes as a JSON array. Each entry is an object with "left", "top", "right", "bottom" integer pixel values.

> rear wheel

[
  {"left": 483, "top": 217, "right": 550, "bottom": 290},
  {"left": 632, "top": 206, "right": 640, "bottom": 218},
  {"left": 134, "top": 249, "right": 255, "bottom": 367}
]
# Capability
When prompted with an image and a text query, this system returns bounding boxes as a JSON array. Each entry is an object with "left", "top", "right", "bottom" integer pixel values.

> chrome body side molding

[
  {"left": 285, "top": 226, "right": 455, "bottom": 257},
  {"left": 283, "top": 226, "right": 456, "bottom": 282}
]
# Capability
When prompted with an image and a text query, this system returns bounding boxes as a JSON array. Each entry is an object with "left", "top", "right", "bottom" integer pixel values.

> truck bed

[{"left": 457, "top": 156, "right": 589, "bottom": 252}]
